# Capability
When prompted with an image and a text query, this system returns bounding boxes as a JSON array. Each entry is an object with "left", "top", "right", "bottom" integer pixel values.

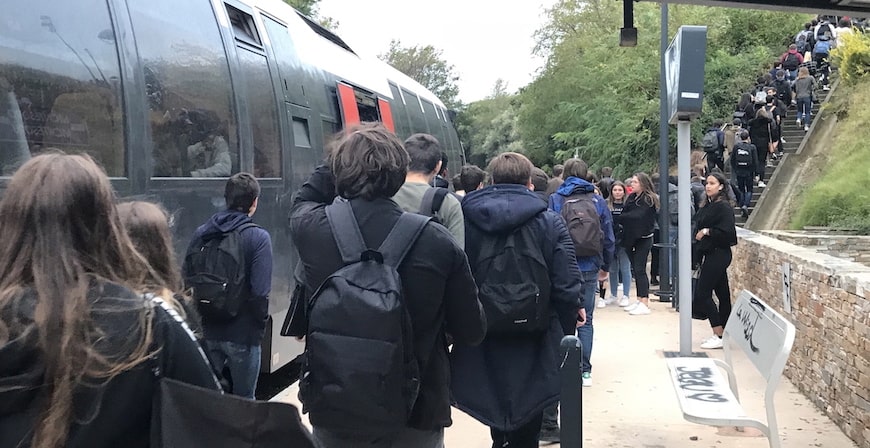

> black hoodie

[{"left": 0, "top": 282, "right": 219, "bottom": 448}]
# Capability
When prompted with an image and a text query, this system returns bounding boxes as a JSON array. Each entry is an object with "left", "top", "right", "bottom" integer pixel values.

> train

[{"left": 0, "top": 0, "right": 465, "bottom": 373}]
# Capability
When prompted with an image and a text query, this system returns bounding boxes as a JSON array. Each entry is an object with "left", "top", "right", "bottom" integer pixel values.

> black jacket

[
  {"left": 694, "top": 199, "right": 738, "bottom": 257},
  {"left": 619, "top": 192, "right": 658, "bottom": 248},
  {"left": 450, "top": 184, "right": 582, "bottom": 431},
  {"left": 748, "top": 115, "right": 773, "bottom": 145},
  {"left": 0, "top": 282, "right": 220, "bottom": 448},
  {"left": 184, "top": 210, "right": 273, "bottom": 346},
  {"left": 287, "top": 165, "right": 486, "bottom": 432}
]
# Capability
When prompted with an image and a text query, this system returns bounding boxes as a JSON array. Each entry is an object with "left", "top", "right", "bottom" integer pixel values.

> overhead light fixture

[{"left": 620, "top": 0, "right": 638, "bottom": 47}]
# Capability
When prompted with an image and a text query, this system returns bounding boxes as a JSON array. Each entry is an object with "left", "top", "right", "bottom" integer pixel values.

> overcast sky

[{"left": 317, "top": 0, "right": 557, "bottom": 103}]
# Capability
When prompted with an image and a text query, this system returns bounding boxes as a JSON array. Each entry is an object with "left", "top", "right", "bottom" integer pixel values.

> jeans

[
  {"left": 609, "top": 247, "right": 632, "bottom": 298},
  {"left": 204, "top": 340, "right": 261, "bottom": 399},
  {"left": 490, "top": 413, "right": 543, "bottom": 448},
  {"left": 313, "top": 427, "right": 444, "bottom": 448},
  {"left": 797, "top": 96, "right": 812, "bottom": 126},
  {"left": 577, "top": 270, "right": 598, "bottom": 373},
  {"left": 736, "top": 175, "right": 753, "bottom": 208}
]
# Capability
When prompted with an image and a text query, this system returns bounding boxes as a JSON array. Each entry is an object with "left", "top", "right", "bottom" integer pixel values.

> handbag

[{"left": 147, "top": 295, "right": 315, "bottom": 448}]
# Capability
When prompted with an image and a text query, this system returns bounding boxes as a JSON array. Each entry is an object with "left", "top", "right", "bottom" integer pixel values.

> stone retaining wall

[
  {"left": 730, "top": 229, "right": 870, "bottom": 448},
  {"left": 761, "top": 230, "right": 870, "bottom": 267}
]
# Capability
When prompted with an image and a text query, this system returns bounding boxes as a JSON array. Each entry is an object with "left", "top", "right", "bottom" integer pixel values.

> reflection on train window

[
  {"left": 0, "top": 1, "right": 125, "bottom": 176},
  {"left": 128, "top": 0, "right": 239, "bottom": 177},
  {"left": 355, "top": 91, "right": 379, "bottom": 123},
  {"left": 322, "top": 120, "right": 339, "bottom": 154},
  {"left": 238, "top": 48, "right": 281, "bottom": 178},
  {"left": 292, "top": 118, "right": 310, "bottom": 148},
  {"left": 401, "top": 89, "right": 428, "bottom": 134}
]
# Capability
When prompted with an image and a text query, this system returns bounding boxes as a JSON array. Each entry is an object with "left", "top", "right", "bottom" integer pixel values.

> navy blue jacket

[
  {"left": 548, "top": 177, "right": 615, "bottom": 273},
  {"left": 451, "top": 184, "right": 582, "bottom": 431},
  {"left": 185, "top": 210, "right": 273, "bottom": 346}
]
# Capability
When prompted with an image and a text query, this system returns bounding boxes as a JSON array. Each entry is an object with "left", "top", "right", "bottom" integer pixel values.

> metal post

[
  {"left": 677, "top": 121, "right": 693, "bottom": 356},
  {"left": 658, "top": 2, "right": 672, "bottom": 303},
  {"left": 560, "top": 335, "right": 583, "bottom": 448}
]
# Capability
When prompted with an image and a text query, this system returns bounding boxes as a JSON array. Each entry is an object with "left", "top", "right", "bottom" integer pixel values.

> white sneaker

[
  {"left": 605, "top": 296, "right": 618, "bottom": 306},
  {"left": 596, "top": 298, "right": 607, "bottom": 308},
  {"left": 700, "top": 336, "right": 724, "bottom": 349},
  {"left": 628, "top": 302, "right": 651, "bottom": 315},
  {"left": 796, "top": 118, "right": 802, "bottom": 126},
  {"left": 758, "top": 181, "right": 767, "bottom": 188},
  {"left": 804, "top": 125, "right": 810, "bottom": 131},
  {"left": 581, "top": 372, "right": 592, "bottom": 387},
  {"left": 624, "top": 301, "right": 640, "bottom": 311},
  {"left": 617, "top": 297, "right": 632, "bottom": 307},
  {"left": 823, "top": 85, "right": 831, "bottom": 91}
]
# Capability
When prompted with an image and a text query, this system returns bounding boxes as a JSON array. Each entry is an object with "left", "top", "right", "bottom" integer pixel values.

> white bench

[{"left": 666, "top": 290, "right": 796, "bottom": 448}]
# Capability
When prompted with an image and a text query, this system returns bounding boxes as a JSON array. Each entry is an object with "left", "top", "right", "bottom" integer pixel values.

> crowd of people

[{"left": 16, "top": 13, "right": 865, "bottom": 448}]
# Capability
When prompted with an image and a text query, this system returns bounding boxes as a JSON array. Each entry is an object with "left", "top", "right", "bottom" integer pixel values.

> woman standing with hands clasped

[
  {"left": 621, "top": 173, "right": 659, "bottom": 316},
  {"left": 692, "top": 172, "right": 738, "bottom": 350}
]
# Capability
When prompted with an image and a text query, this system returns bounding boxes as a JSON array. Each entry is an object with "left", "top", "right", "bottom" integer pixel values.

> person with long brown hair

[
  {"left": 692, "top": 172, "right": 738, "bottom": 350},
  {"left": 621, "top": 172, "right": 660, "bottom": 316},
  {"left": 117, "top": 200, "right": 201, "bottom": 334},
  {"left": 0, "top": 153, "right": 219, "bottom": 448}
]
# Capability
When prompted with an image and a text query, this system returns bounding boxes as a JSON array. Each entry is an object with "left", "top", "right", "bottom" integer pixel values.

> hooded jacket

[
  {"left": 184, "top": 210, "right": 273, "bottom": 346},
  {"left": 451, "top": 184, "right": 582, "bottom": 431},
  {"left": 0, "top": 282, "right": 220, "bottom": 448},
  {"left": 548, "top": 176, "right": 615, "bottom": 272}
]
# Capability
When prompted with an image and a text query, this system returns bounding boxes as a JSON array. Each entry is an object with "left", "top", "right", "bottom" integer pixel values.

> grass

[{"left": 790, "top": 81, "right": 870, "bottom": 234}]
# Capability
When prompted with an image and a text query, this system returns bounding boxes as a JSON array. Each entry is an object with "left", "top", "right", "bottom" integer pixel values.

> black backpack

[
  {"left": 183, "top": 223, "right": 258, "bottom": 321},
  {"left": 472, "top": 223, "right": 551, "bottom": 335},
  {"left": 561, "top": 193, "right": 604, "bottom": 257},
  {"left": 419, "top": 187, "right": 449, "bottom": 224},
  {"left": 702, "top": 129, "right": 721, "bottom": 153},
  {"left": 734, "top": 143, "right": 754, "bottom": 169},
  {"left": 299, "top": 199, "right": 428, "bottom": 435},
  {"left": 783, "top": 52, "right": 801, "bottom": 70}
]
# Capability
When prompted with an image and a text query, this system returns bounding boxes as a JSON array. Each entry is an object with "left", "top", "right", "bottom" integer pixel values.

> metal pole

[
  {"left": 560, "top": 335, "right": 582, "bottom": 448},
  {"left": 658, "top": 2, "right": 671, "bottom": 302},
  {"left": 677, "top": 121, "right": 693, "bottom": 356}
]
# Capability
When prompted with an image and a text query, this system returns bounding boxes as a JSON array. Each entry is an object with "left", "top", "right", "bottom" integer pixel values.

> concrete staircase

[{"left": 732, "top": 100, "right": 822, "bottom": 226}]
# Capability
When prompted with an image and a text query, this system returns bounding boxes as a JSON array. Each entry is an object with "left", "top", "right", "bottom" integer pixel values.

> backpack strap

[
  {"left": 325, "top": 198, "right": 369, "bottom": 265},
  {"left": 378, "top": 213, "right": 431, "bottom": 268},
  {"left": 419, "top": 187, "right": 448, "bottom": 217}
]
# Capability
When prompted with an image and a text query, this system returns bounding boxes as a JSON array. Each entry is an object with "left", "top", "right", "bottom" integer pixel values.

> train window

[
  {"left": 237, "top": 48, "right": 281, "bottom": 178},
  {"left": 355, "top": 91, "right": 378, "bottom": 123},
  {"left": 401, "top": 89, "right": 428, "bottom": 134},
  {"left": 0, "top": 0, "right": 125, "bottom": 177},
  {"left": 261, "top": 16, "right": 305, "bottom": 105},
  {"left": 387, "top": 83, "right": 411, "bottom": 138},
  {"left": 420, "top": 99, "right": 446, "bottom": 146},
  {"left": 129, "top": 0, "right": 239, "bottom": 178},
  {"left": 225, "top": 4, "right": 262, "bottom": 48},
  {"left": 292, "top": 118, "right": 310, "bottom": 148},
  {"left": 322, "top": 120, "right": 339, "bottom": 150}
]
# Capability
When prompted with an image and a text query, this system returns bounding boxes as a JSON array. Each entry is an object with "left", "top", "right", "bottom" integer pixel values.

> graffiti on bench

[
  {"left": 675, "top": 366, "right": 728, "bottom": 403},
  {"left": 735, "top": 299, "right": 763, "bottom": 353}
]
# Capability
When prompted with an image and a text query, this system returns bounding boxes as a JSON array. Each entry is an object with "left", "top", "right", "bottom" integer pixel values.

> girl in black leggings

[
  {"left": 620, "top": 173, "right": 659, "bottom": 316},
  {"left": 692, "top": 172, "right": 738, "bottom": 350}
]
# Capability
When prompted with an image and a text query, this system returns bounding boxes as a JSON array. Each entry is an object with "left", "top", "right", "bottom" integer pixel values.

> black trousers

[
  {"left": 693, "top": 247, "right": 733, "bottom": 328},
  {"left": 490, "top": 413, "right": 543, "bottom": 448},
  {"left": 627, "top": 236, "right": 654, "bottom": 298}
]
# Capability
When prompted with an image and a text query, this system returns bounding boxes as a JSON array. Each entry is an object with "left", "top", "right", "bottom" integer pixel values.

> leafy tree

[
  {"left": 513, "top": 1, "right": 809, "bottom": 175},
  {"left": 283, "top": 0, "right": 337, "bottom": 29},
  {"left": 379, "top": 39, "right": 461, "bottom": 108}
]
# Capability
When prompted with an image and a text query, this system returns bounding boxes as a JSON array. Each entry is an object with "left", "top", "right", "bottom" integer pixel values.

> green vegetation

[
  {"left": 455, "top": 1, "right": 809, "bottom": 174},
  {"left": 379, "top": 40, "right": 462, "bottom": 109},
  {"left": 790, "top": 34, "right": 870, "bottom": 234}
]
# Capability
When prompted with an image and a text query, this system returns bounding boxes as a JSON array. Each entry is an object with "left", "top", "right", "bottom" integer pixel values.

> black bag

[
  {"left": 701, "top": 129, "right": 720, "bottom": 153},
  {"left": 183, "top": 222, "right": 258, "bottom": 321},
  {"left": 299, "top": 199, "right": 427, "bottom": 435},
  {"left": 561, "top": 193, "right": 604, "bottom": 258},
  {"left": 734, "top": 143, "right": 753, "bottom": 168},
  {"left": 419, "top": 187, "right": 449, "bottom": 223},
  {"left": 148, "top": 296, "right": 315, "bottom": 448},
  {"left": 783, "top": 52, "right": 801, "bottom": 71},
  {"left": 472, "top": 224, "right": 551, "bottom": 334}
]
